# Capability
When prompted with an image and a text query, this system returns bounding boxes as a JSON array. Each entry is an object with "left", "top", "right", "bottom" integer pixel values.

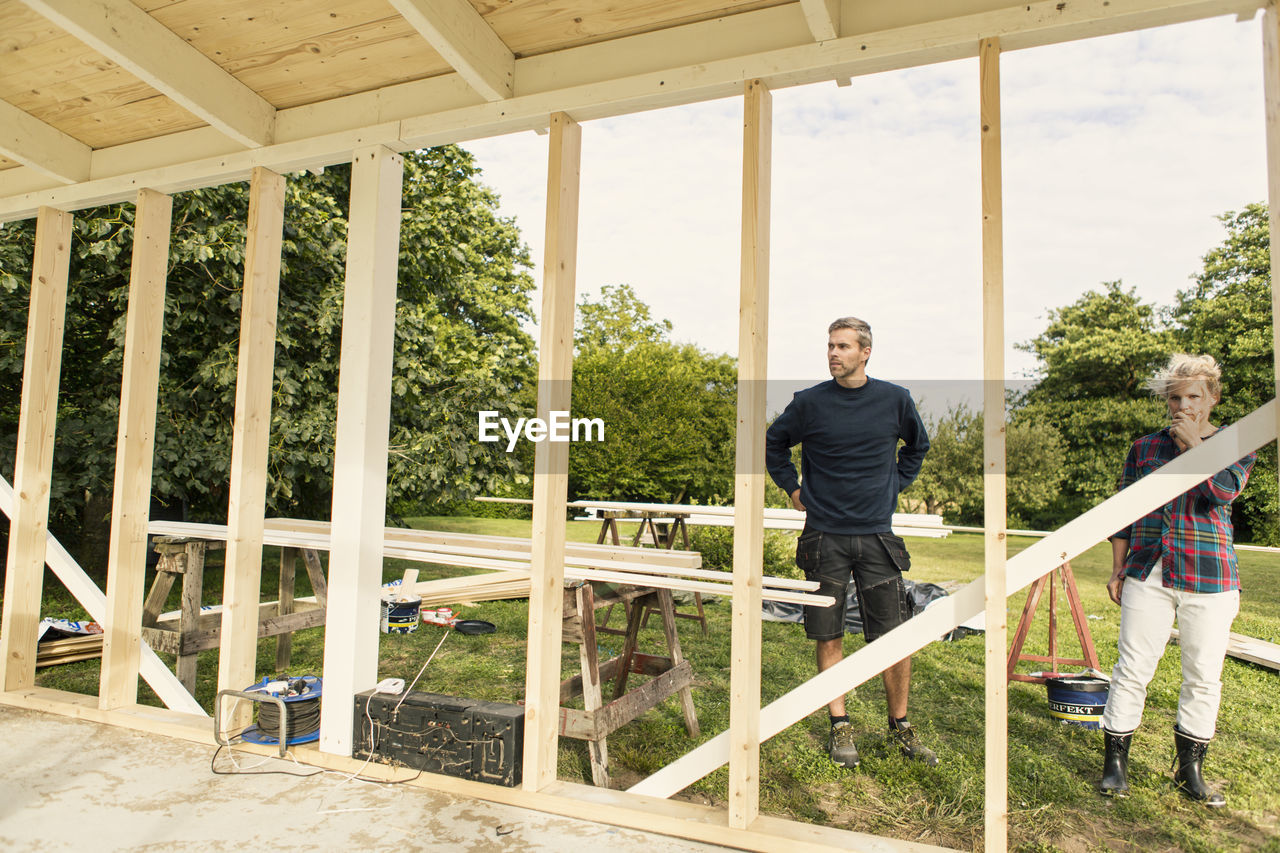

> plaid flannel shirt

[{"left": 1112, "top": 427, "right": 1255, "bottom": 593}]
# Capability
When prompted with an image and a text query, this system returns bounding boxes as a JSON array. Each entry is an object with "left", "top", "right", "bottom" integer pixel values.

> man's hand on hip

[{"left": 790, "top": 489, "right": 806, "bottom": 512}]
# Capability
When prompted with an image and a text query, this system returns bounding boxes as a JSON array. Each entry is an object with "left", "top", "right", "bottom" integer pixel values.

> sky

[{"left": 463, "top": 13, "right": 1269, "bottom": 418}]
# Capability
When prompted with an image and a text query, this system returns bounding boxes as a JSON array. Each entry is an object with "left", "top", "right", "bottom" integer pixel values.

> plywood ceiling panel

[
  {"left": 138, "top": 0, "right": 454, "bottom": 108},
  {"left": 0, "top": 1, "right": 202, "bottom": 149},
  {"left": 51, "top": 95, "right": 206, "bottom": 149},
  {"left": 476, "top": 0, "right": 794, "bottom": 57},
  {"left": 0, "top": 3, "right": 115, "bottom": 88}
]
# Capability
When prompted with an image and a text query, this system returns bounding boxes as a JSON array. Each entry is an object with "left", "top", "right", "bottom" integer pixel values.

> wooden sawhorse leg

[
  {"left": 276, "top": 547, "right": 327, "bottom": 674},
  {"left": 576, "top": 583, "right": 610, "bottom": 786},
  {"left": 275, "top": 547, "right": 297, "bottom": 673},
  {"left": 655, "top": 589, "right": 699, "bottom": 737},
  {"left": 175, "top": 541, "right": 206, "bottom": 694}
]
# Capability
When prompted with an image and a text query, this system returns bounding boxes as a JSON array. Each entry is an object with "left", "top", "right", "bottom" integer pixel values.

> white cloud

[{"left": 464, "top": 14, "right": 1267, "bottom": 416}]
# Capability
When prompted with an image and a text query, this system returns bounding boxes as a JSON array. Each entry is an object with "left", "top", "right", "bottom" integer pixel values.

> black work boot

[
  {"left": 888, "top": 720, "right": 939, "bottom": 766},
  {"left": 1172, "top": 727, "right": 1226, "bottom": 807},
  {"left": 1098, "top": 729, "right": 1132, "bottom": 797},
  {"left": 828, "top": 721, "right": 860, "bottom": 768}
]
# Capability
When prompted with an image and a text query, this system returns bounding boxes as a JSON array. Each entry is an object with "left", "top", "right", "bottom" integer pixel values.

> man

[
  {"left": 1098, "top": 353, "right": 1254, "bottom": 806},
  {"left": 765, "top": 316, "right": 934, "bottom": 769}
]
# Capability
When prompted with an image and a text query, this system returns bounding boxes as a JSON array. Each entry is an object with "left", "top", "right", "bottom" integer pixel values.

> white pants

[{"left": 1100, "top": 567, "right": 1239, "bottom": 740}]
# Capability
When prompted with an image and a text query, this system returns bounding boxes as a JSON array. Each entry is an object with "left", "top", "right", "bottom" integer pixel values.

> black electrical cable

[{"left": 256, "top": 694, "right": 322, "bottom": 741}]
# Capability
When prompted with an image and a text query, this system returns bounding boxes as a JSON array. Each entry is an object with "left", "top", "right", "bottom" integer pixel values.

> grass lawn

[{"left": 10, "top": 519, "right": 1280, "bottom": 852}]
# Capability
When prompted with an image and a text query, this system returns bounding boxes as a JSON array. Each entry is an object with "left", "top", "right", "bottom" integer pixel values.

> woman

[{"left": 1098, "top": 354, "right": 1255, "bottom": 806}]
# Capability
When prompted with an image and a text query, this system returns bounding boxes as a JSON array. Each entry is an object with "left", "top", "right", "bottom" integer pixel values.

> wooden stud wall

[
  {"left": 0, "top": 205, "right": 72, "bottom": 692},
  {"left": 99, "top": 188, "right": 172, "bottom": 710},
  {"left": 318, "top": 144, "right": 404, "bottom": 754},
  {"left": 216, "top": 167, "right": 285, "bottom": 724},
  {"left": 1, "top": 2, "right": 1276, "bottom": 851},
  {"left": 1263, "top": 7, "right": 1280, "bottom": 504},
  {"left": 522, "top": 111, "right": 582, "bottom": 790},
  {"left": 728, "top": 78, "right": 771, "bottom": 830},
  {"left": 979, "top": 36, "right": 1009, "bottom": 853}
]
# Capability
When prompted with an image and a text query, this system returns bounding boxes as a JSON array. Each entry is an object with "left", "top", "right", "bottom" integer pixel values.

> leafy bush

[{"left": 690, "top": 524, "right": 800, "bottom": 581}]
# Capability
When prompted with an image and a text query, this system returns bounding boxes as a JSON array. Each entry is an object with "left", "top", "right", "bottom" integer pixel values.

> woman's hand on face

[{"left": 1170, "top": 412, "right": 1202, "bottom": 451}]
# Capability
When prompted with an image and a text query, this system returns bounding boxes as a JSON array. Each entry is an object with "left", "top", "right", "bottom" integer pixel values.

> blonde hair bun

[{"left": 1146, "top": 353, "right": 1222, "bottom": 400}]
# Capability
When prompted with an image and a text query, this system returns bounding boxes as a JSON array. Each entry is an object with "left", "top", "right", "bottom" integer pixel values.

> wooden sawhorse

[
  {"left": 1007, "top": 561, "right": 1101, "bottom": 683},
  {"left": 595, "top": 509, "right": 708, "bottom": 636},
  {"left": 559, "top": 582, "right": 699, "bottom": 787},
  {"left": 140, "top": 537, "right": 329, "bottom": 696}
]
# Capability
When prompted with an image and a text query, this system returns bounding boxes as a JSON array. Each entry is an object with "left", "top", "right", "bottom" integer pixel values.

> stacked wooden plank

[
  {"left": 37, "top": 633, "right": 104, "bottom": 667},
  {"left": 146, "top": 518, "right": 832, "bottom": 608},
  {"left": 415, "top": 571, "right": 531, "bottom": 608}
]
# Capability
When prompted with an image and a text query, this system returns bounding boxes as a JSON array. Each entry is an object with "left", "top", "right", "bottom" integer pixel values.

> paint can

[
  {"left": 380, "top": 594, "right": 421, "bottom": 634},
  {"left": 1045, "top": 674, "right": 1110, "bottom": 729}
]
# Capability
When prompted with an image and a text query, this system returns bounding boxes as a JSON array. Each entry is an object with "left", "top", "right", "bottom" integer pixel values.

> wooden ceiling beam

[
  {"left": 799, "top": 0, "right": 840, "bottom": 41},
  {"left": 0, "top": 99, "right": 91, "bottom": 184},
  {"left": 17, "top": 0, "right": 276, "bottom": 148},
  {"left": 386, "top": 0, "right": 515, "bottom": 101},
  {"left": 0, "top": 0, "right": 1264, "bottom": 220}
]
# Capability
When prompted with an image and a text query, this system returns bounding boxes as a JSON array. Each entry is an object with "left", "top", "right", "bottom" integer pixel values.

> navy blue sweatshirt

[{"left": 765, "top": 378, "right": 929, "bottom": 535}]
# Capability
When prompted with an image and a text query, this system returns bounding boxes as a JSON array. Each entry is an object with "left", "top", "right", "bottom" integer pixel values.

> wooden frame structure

[{"left": 1, "top": 2, "right": 1279, "bottom": 850}]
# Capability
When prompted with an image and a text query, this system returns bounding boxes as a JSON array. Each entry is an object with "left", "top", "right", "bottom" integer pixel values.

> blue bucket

[
  {"left": 380, "top": 594, "right": 421, "bottom": 634},
  {"left": 1045, "top": 675, "right": 1110, "bottom": 729}
]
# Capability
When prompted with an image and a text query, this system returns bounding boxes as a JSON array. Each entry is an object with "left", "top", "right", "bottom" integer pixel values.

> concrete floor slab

[{"left": 0, "top": 706, "right": 731, "bottom": 852}]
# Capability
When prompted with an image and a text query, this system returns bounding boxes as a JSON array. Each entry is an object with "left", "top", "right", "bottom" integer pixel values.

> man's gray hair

[{"left": 828, "top": 316, "right": 872, "bottom": 349}]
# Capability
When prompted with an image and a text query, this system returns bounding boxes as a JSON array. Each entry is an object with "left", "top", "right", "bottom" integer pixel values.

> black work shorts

[{"left": 795, "top": 526, "right": 914, "bottom": 642}]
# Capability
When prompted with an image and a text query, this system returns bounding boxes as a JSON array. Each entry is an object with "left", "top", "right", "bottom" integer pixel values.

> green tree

[
  {"left": 568, "top": 285, "right": 735, "bottom": 503},
  {"left": 0, "top": 147, "right": 535, "bottom": 564},
  {"left": 1173, "top": 203, "right": 1277, "bottom": 543},
  {"left": 1013, "top": 282, "right": 1170, "bottom": 524},
  {"left": 900, "top": 403, "right": 1066, "bottom": 526},
  {"left": 576, "top": 283, "right": 672, "bottom": 352}
]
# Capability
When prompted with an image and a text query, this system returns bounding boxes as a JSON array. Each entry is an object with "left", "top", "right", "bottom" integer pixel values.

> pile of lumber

[
  {"left": 414, "top": 571, "right": 531, "bottom": 608},
  {"left": 37, "top": 633, "right": 104, "bottom": 667},
  {"left": 147, "top": 518, "right": 833, "bottom": 608}
]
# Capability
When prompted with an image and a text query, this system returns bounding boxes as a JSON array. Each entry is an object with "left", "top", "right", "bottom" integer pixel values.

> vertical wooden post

[
  {"left": 522, "top": 111, "right": 582, "bottom": 790},
  {"left": 217, "top": 167, "right": 285, "bottom": 720},
  {"left": 1262, "top": 8, "right": 1280, "bottom": 503},
  {"left": 729, "top": 78, "right": 771, "bottom": 830},
  {"left": 99, "top": 188, "right": 172, "bottom": 710},
  {"left": 980, "top": 36, "right": 1009, "bottom": 853},
  {"left": 318, "top": 145, "right": 403, "bottom": 754},
  {"left": 0, "top": 206, "right": 72, "bottom": 693}
]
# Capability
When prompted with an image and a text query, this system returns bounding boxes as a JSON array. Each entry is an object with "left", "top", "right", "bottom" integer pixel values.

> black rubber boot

[
  {"left": 1099, "top": 729, "right": 1132, "bottom": 797},
  {"left": 1172, "top": 727, "right": 1226, "bottom": 807}
]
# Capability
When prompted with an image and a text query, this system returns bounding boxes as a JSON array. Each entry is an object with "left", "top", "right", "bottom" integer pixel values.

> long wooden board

[
  {"left": 320, "top": 144, "right": 404, "bottom": 756},
  {"left": 99, "top": 187, "right": 172, "bottom": 711},
  {"left": 0, "top": 206, "right": 71, "bottom": 693},
  {"left": 1170, "top": 629, "right": 1280, "bottom": 672},
  {"left": 144, "top": 519, "right": 829, "bottom": 606}
]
